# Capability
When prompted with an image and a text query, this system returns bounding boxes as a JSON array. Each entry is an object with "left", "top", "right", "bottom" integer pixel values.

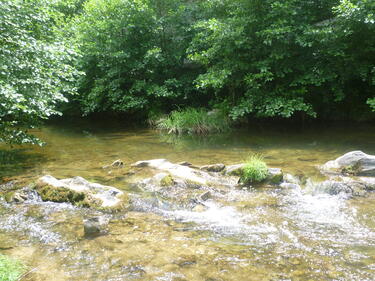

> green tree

[
  {"left": 0, "top": 0, "right": 81, "bottom": 145},
  {"left": 188, "top": 0, "right": 375, "bottom": 120},
  {"left": 74, "top": 0, "right": 202, "bottom": 117}
]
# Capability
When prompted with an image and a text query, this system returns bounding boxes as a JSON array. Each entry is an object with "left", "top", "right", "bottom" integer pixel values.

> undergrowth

[{"left": 152, "top": 108, "right": 230, "bottom": 135}]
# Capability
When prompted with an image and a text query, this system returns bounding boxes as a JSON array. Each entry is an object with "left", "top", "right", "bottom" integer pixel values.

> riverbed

[{"left": 0, "top": 121, "right": 374, "bottom": 280}]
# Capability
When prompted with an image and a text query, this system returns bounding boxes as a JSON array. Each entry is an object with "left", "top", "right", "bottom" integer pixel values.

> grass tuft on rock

[
  {"left": 240, "top": 154, "right": 269, "bottom": 184},
  {"left": 153, "top": 108, "right": 230, "bottom": 135},
  {"left": 0, "top": 254, "right": 25, "bottom": 281}
]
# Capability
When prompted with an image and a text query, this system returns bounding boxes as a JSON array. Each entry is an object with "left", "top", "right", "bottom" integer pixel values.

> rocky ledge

[{"left": 35, "top": 175, "right": 129, "bottom": 210}]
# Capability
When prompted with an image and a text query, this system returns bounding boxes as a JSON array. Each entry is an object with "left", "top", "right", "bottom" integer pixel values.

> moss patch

[
  {"left": 160, "top": 175, "right": 174, "bottom": 187},
  {"left": 341, "top": 162, "right": 362, "bottom": 176},
  {"left": 2, "top": 191, "right": 15, "bottom": 203},
  {"left": 36, "top": 185, "right": 86, "bottom": 205}
]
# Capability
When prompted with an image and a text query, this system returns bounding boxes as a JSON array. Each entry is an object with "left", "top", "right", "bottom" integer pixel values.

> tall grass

[
  {"left": 153, "top": 108, "right": 230, "bottom": 135},
  {"left": 240, "top": 154, "right": 269, "bottom": 184},
  {"left": 0, "top": 254, "right": 25, "bottom": 281}
]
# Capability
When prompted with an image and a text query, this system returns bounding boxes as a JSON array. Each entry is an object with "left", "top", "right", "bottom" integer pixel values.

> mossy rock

[
  {"left": 266, "top": 168, "right": 283, "bottom": 184},
  {"left": 224, "top": 164, "right": 245, "bottom": 176},
  {"left": 2, "top": 191, "right": 16, "bottom": 203},
  {"left": 341, "top": 162, "right": 362, "bottom": 176},
  {"left": 36, "top": 175, "right": 130, "bottom": 211},
  {"left": 160, "top": 174, "right": 175, "bottom": 187},
  {"left": 36, "top": 185, "right": 86, "bottom": 205},
  {"left": 36, "top": 184, "right": 119, "bottom": 210}
]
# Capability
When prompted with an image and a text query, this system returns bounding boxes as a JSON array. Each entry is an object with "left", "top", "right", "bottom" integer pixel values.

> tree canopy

[{"left": 0, "top": 0, "right": 80, "bottom": 145}]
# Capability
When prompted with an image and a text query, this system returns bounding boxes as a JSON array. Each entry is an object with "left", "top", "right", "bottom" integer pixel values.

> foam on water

[
  {"left": 163, "top": 201, "right": 279, "bottom": 245},
  {"left": 282, "top": 187, "right": 375, "bottom": 246}
]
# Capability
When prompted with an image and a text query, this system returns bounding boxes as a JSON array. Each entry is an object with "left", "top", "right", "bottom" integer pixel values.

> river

[{"left": 0, "top": 121, "right": 374, "bottom": 280}]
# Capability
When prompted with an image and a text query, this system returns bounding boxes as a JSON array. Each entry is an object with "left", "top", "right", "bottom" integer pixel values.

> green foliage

[
  {"left": 368, "top": 98, "right": 375, "bottom": 111},
  {"left": 188, "top": 0, "right": 375, "bottom": 120},
  {"left": 74, "top": 0, "right": 202, "bottom": 116},
  {"left": 240, "top": 155, "right": 269, "bottom": 184},
  {"left": 0, "top": 0, "right": 81, "bottom": 145},
  {"left": 0, "top": 254, "right": 25, "bottom": 281},
  {"left": 154, "top": 108, "right": 230, "bottom": 135}
]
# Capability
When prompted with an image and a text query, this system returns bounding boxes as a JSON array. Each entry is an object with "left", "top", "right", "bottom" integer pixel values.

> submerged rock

[
  {"left": 36, "top": 175, "right": 128, "bottom": 210},
  {"left": 321, "top": 151, "right": 375, "bottom": 176},
  {"left": 103, "top": 159, "right": 124, "bottom": 169},
  {"left": 83, "top": 216, "right": 109, "bottom": 236}
]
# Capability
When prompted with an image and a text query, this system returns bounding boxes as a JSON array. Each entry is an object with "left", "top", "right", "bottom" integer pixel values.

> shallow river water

[{"left": 0, "top": 121, "right": 375, "bottom": 280}]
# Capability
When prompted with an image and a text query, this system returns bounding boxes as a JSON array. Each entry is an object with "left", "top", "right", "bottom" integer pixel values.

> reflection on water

[{"left": 0, "top": 120, "right": 374, "bottom": 280}]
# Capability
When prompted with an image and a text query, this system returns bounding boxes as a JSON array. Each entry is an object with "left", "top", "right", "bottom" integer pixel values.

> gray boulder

[
  {"left": 267, "top": 168, "right": 283, "bottom": 184},
  {"left": 321, "top": 151, "right": 375, "bottom": 176}
]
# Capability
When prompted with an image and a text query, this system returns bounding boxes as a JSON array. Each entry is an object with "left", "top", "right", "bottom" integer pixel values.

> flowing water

[{"left": 0, "top": 121, "right": 375, "bottom": 280}]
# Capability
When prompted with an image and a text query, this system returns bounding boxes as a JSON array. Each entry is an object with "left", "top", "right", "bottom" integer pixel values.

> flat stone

[
  {"left": 177, "top": 161, "right": 193, "bottom": 167},
  {"left": 224, "top": 164, "right": 245, "bottom": 176},
  {"left": 199, "top": 191, "right": 211, "bottom": 201},
  {"left": 200, "top": 164, "right": 225, "bottom": 173},
  {"left": 132, "top": 159, "right": 236, "bottom": 187}
]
